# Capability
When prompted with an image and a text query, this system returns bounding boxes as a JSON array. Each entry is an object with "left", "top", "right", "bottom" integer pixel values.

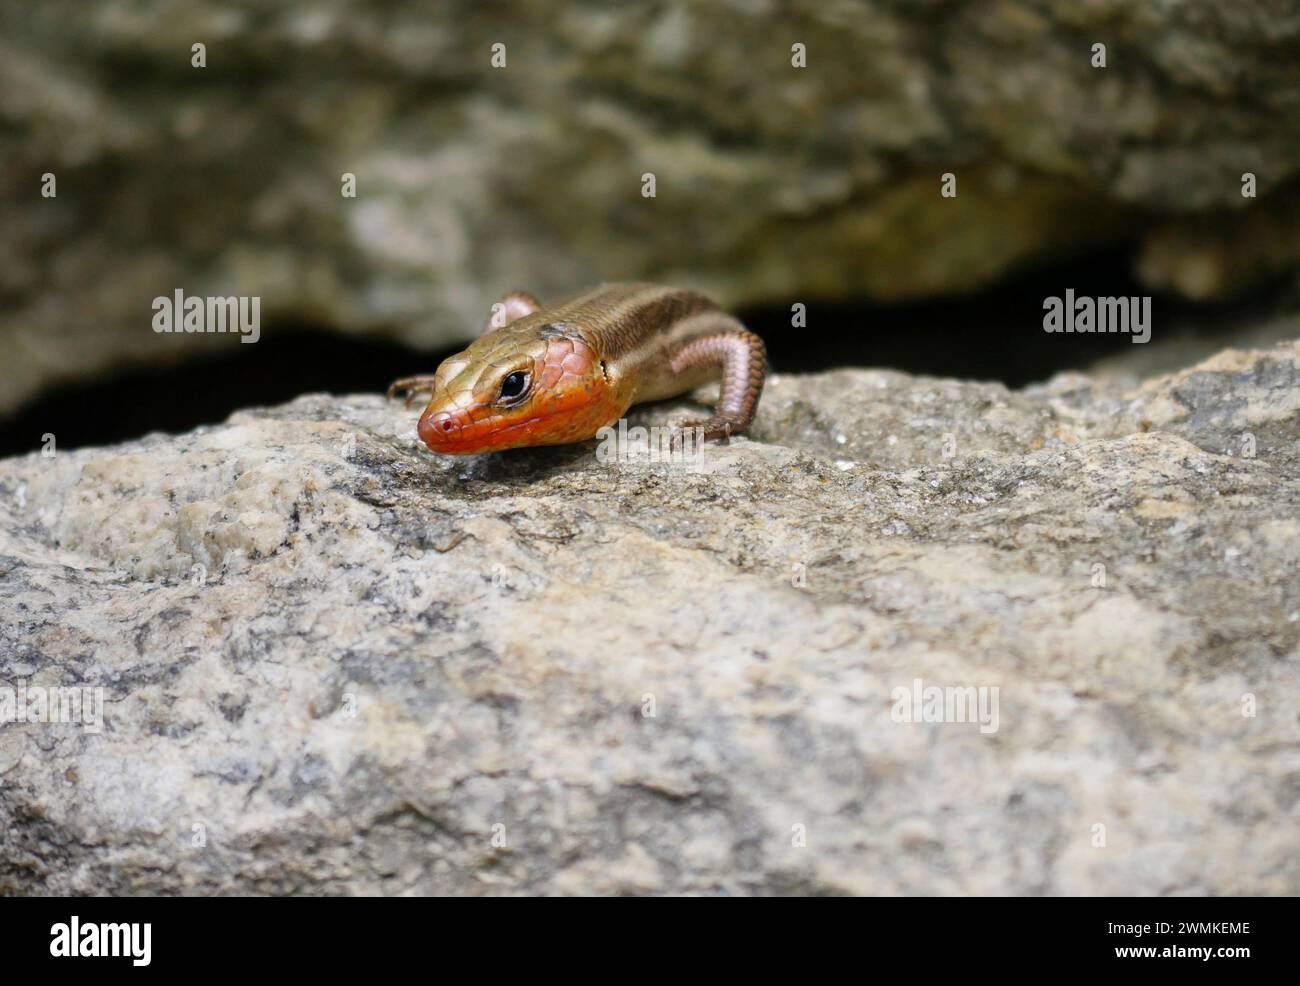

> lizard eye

[{"left": 498, "top": 370, "right": 530, "bottom": 403}]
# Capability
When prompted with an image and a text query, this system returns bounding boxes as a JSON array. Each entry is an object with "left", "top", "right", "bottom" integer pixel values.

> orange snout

[
  {"left": 416, "top": 388, "right": 626, "bottom": 454},
  {"left": 417, "top": 405, "right": 466, "bottom": 450},
  {"left": 417, "top": 400, "right": 514, "bottom": 454},
  {"left": 416, "top": 403, "right": 508, "bottom": 453}
]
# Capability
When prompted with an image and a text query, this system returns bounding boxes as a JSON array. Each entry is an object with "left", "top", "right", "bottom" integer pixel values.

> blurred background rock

[{"left": 2, "top": 0, "right": 1298, "bottom": 450}]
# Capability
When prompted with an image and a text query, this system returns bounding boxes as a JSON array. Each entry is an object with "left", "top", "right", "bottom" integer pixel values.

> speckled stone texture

[
  {"left": 3, "top": 0, "right": 1300, "bottom": 411},
  {"left": 1, "top": 333, "right": 1298, "bottom": 894}
]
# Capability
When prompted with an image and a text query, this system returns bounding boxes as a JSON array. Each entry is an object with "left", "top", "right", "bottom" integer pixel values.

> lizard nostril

[{"left": 418, "top": 408, "right": 460, "bottom": 449}]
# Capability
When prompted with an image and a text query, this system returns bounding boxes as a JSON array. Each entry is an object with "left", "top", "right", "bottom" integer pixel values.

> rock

[
  {"left": 1085, "top": 308, "right": 1300, "bottom": 384},
  {"left": 3, "top": 1, "right": 1300, "bottom": 412},
  {"left": 1, "top": 338, "right": 1297, "bottom": 895}
]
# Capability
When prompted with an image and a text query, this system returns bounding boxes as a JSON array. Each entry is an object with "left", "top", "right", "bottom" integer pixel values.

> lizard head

[{"left": 417, "top": 322, "right": 621, "bottom": 454}]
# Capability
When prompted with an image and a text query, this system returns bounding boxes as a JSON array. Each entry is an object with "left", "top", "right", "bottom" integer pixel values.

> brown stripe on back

[{"left": 550, "top": 284, "right": 717, "bottom": 356}]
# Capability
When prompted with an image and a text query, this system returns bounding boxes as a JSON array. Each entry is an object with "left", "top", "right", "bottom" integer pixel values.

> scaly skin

[{"left": 388, "top": 283, "right": 768, "bottom": 454}]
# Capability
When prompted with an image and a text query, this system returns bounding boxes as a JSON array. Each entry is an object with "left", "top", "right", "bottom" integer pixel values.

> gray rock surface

[
  {"left": 4, "top": 0, "right": 1300, "bottom": 412},
  {"left": 1, "top": 335, "right": 1298, "bottom": 895}
]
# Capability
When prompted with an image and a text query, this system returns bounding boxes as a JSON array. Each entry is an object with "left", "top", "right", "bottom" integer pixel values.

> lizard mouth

[
  {"left": 417, "top": 384, "right": 625, "bottom": 454},
  {"left": 417, "top": 402, "right": 580, "bottom": 454}
]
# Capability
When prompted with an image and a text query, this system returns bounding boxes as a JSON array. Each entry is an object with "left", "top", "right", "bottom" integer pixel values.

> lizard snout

[{"left": 417, "top": 406, "right": 464, "bottom": 451}]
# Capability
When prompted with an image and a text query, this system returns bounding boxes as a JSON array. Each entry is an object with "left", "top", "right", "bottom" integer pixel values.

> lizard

[{"left": 387, "top": 283, "right": 767, "bottom": 454}]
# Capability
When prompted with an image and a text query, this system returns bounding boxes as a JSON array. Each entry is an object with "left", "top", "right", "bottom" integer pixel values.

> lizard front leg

[
  {"left": 670, "top": 329, "right": 768, "bottom": 439},
  {"left": 386, "top": 374, "right": 441, "bottom": 406}
]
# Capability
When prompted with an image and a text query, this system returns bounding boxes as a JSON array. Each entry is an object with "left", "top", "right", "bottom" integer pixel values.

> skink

[{"left": 388, "top": 283, "right": 767, "bottom": 454}]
